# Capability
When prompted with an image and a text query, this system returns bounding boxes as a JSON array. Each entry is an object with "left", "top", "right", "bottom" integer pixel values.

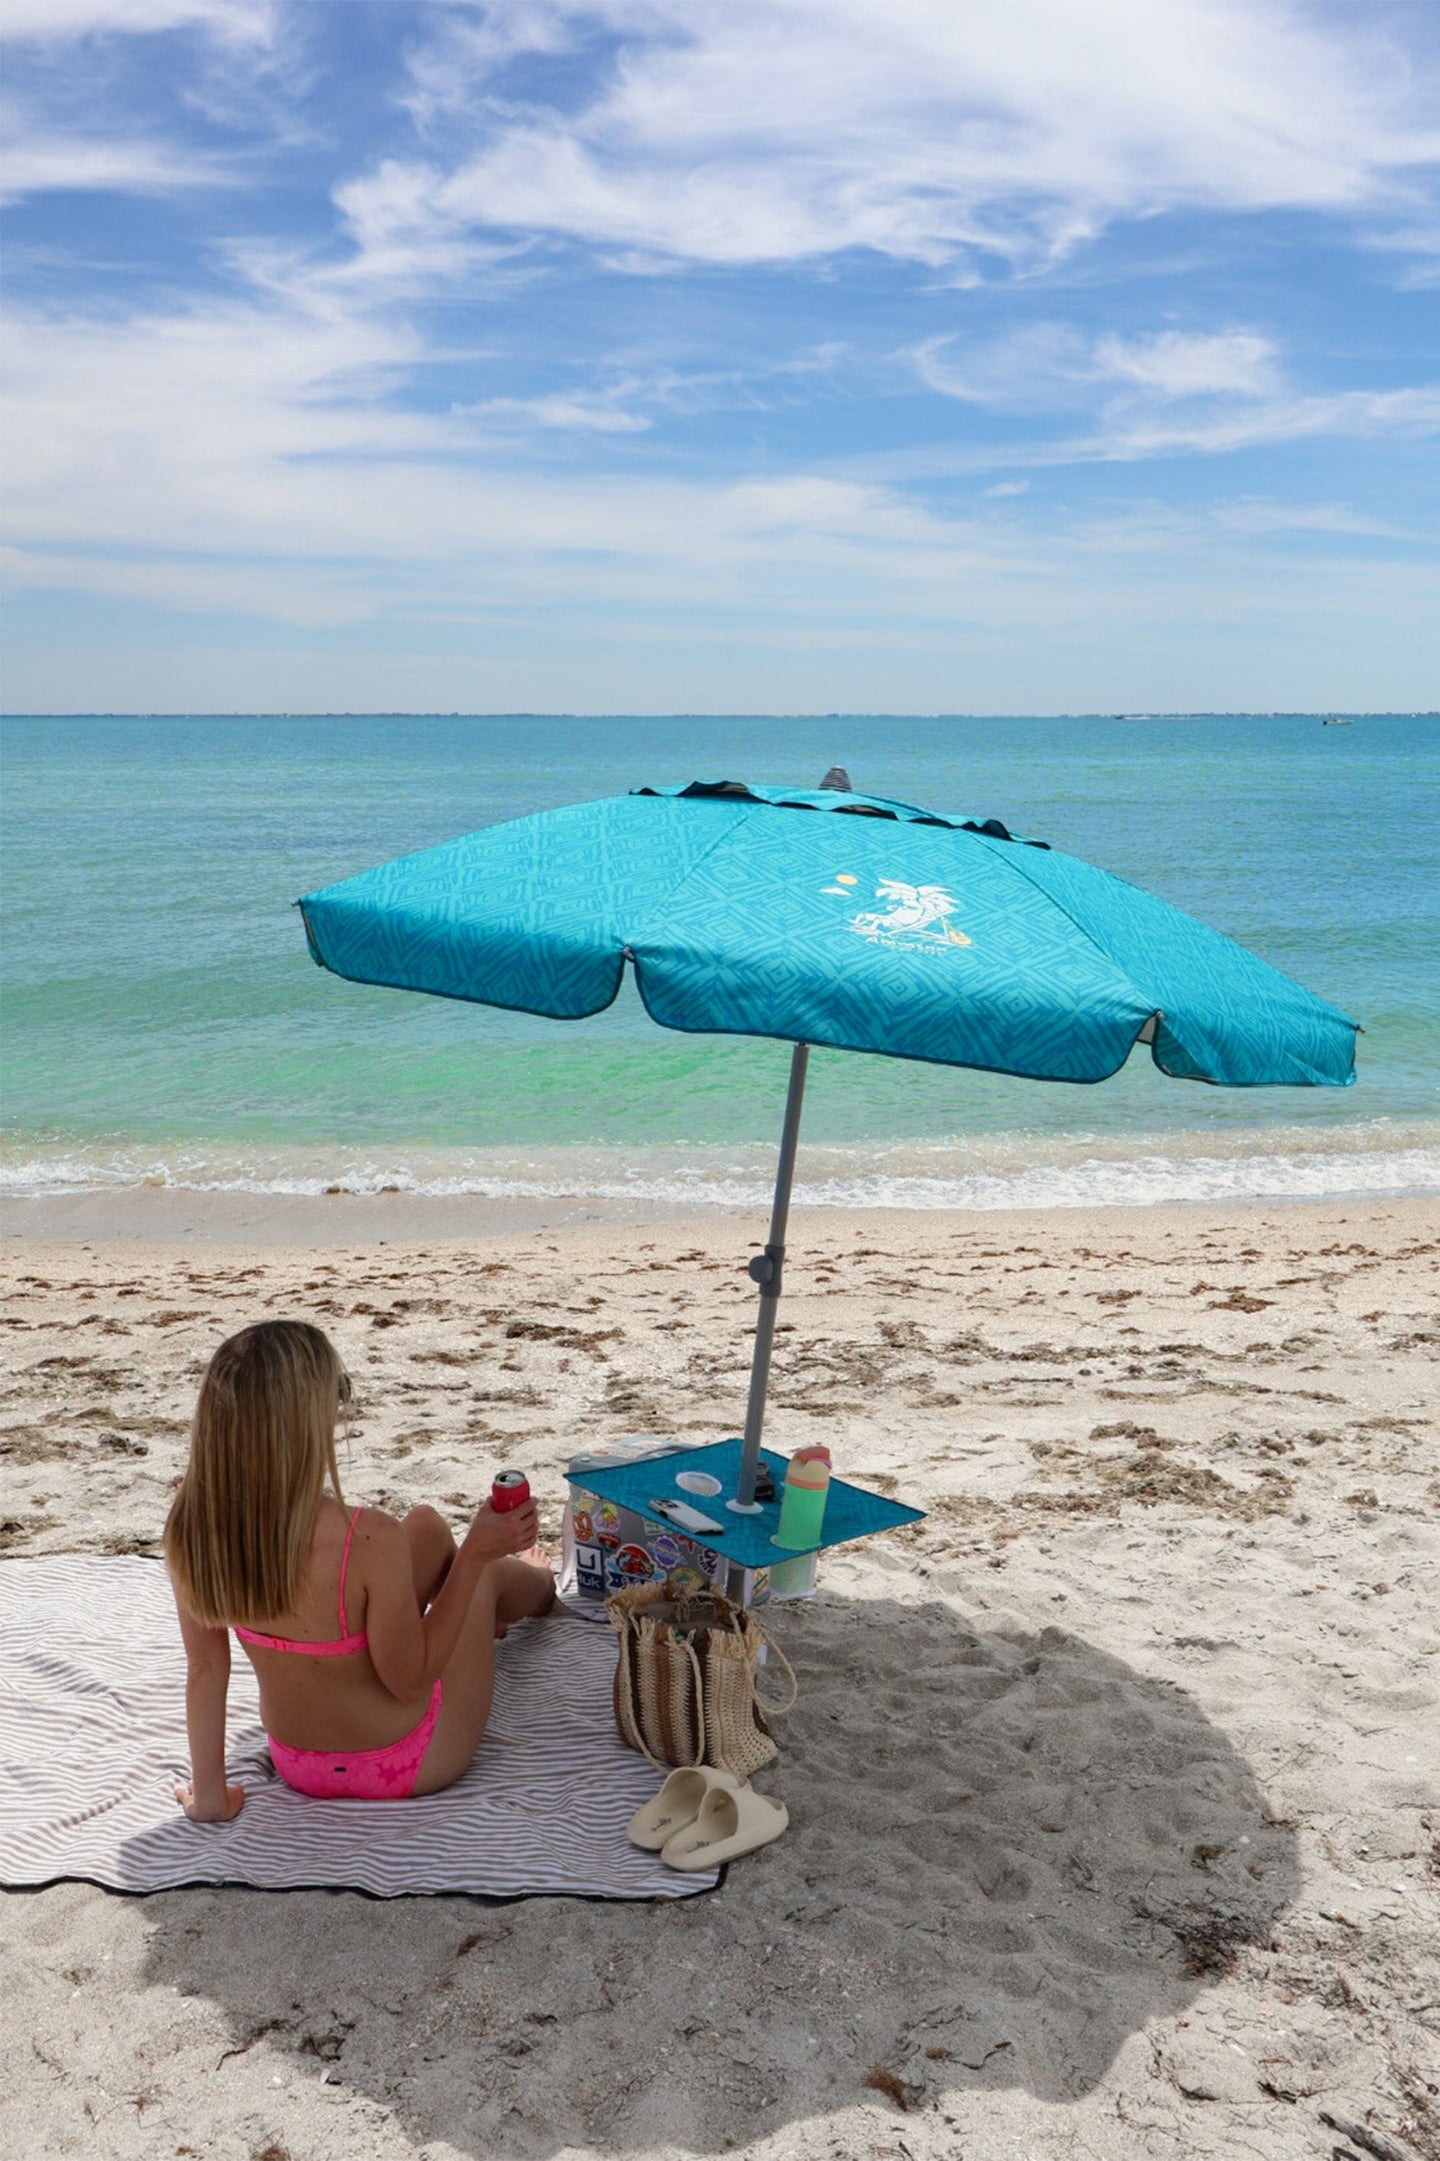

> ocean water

[{"left": 2, "top": 713, "right": 1437, "bottom": 1212}]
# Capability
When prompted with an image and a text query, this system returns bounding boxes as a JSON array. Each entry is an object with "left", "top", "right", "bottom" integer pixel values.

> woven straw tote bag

[{"left": 606, "top": 1573, "right": 797, "bottom": 1779}]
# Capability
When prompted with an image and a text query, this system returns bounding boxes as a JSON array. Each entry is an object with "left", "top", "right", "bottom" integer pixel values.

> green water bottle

[{"left": 773, "top": 1446, "right": 832, "bottom": 1549}]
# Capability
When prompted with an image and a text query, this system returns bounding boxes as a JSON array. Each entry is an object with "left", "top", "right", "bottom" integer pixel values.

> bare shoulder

[
  {"left": 349, "top": 1504, "right": 406, "bottom": 1546},
  {"left": 344, "top": 1507, "right": 421, "bottom": 1637},
  {"left": 347, "top": 1506, "right": 408, "bottom": 1578}
]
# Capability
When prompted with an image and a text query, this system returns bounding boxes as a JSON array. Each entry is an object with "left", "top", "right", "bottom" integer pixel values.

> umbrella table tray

[{"left": 564, "top": 1436, "right": 925, "bottom": 1608}]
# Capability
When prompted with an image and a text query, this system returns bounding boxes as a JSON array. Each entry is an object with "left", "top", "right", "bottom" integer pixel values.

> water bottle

[{"left": 773, "top": 1446, "right": 831, "bottom": 1549}]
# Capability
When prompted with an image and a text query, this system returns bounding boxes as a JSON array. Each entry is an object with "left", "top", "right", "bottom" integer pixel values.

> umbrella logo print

[{"left": 822, "top": 874, "right": 973, "bottom": 950}]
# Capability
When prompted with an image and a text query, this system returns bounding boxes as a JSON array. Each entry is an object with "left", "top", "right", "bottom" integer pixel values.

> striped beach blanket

[{"left": 0, "top": 1557, "right": 717, "bottom": 1901}]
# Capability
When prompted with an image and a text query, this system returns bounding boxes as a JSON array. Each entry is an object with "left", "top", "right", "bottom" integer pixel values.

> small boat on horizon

[{"left": 1322, "top": 715, "right": 1354, "bottom": 726}]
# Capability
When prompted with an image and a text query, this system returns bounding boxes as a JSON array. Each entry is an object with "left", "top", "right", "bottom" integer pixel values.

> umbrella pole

[{"left": 731, "top": 1040, "right": 809, "bottom": 1512}]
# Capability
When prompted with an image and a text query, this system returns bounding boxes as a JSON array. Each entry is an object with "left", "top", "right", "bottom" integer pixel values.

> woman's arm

[
  {"left": 361, "top": 1498, "right": 540, "bottom": 1701},
  {"left": 173, "top": 1593, "right": 245, "bottom": 1824}
]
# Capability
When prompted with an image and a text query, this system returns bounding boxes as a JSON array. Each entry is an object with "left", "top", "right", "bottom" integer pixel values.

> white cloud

[
  {"left": 0, "top": 0, "right": 272, "bottom": 40},
  {"left": 0, "top": 281, "right": 1050, "bottom": 637},
  {"left": 3, "top": 267, "right": 1434, "bottom": 713},
  {"left": 379, "top": 0, "right": 1440, "bottom": 273},
  {"left": 461, "top": 388, "right": 651, "bottom": 432},
  {"left": 5, "top": 269, "right": 1435, "bottom": 632},
  {"left": 1210, "top": 498, "right": 1416, "bottom": 538},
  {"left": 1087, "top": 383, "right": 1440, "bottom": 458},
  {"left": 1, "top": 0, "right": 279, "bottom": 205},
  {"left": 914, "top": 325, "right": 1095, "bottom": 406},
  {"left": 0, "top": 129, "right": 220, "bottom": 201},
  {"left": 8, "top": 269, "right": 1434, "bottom": 689},
  {"left": 914, "top": 323, "right": 1283, "bottom": 409},
  {"left": 1093, "top": 329, "right": 1280, "bottom": 398},
  {"left": 6, "top": 2, "right": 1436, "bottom": 274},
  {"left": 8, "top": 505, "right": 1437, "bottom": 718},
  {"left": 910, "top": 318, "right": 1440, "bottom": 463}
]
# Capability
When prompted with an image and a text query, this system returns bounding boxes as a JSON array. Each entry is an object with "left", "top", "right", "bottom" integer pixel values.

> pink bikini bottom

[{"left": 267, "top": 1681, "right": 444, "bottom": 1800}]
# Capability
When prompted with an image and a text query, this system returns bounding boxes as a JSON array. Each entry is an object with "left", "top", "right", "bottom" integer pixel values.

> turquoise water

[{"left": 2, "top": 714, "right": 1437, "bottom": 1209}]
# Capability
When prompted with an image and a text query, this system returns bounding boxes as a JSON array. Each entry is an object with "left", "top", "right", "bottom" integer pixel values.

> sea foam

[{"left": 4, "top": 1123, "right": 1436, "bottom": 1213}]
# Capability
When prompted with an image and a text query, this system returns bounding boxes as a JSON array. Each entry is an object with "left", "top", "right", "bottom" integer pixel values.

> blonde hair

[{"left": 164, "top": 1320, "right": 348, "bottom": 1627}]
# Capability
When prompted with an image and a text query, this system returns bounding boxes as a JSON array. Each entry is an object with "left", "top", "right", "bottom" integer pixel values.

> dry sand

[{"left": 2, "top": 1194, "right": 1437, "bottom": 2161}]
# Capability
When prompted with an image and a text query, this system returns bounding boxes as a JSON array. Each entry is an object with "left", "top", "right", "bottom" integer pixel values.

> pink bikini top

[{"left": 234, "top": 1506, "right": 368, "bottom": 1656}]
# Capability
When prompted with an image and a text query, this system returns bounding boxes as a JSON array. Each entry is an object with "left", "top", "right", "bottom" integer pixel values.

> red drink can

[{"left": 490, "top": 1470, "right": 531, "bottom": 1513}]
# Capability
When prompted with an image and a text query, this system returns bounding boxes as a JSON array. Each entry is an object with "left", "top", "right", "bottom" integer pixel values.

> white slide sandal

[
  {"left": 626, "top": 1765, "right": 741, "bottom": 1851},
  {"left": 660, "top": 1783, "right": 788, "bottom": 1870}
]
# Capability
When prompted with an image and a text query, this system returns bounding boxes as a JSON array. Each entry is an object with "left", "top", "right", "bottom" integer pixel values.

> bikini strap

[{"left": 337, "top": 1505, "right": 363, "bottom": 1638}]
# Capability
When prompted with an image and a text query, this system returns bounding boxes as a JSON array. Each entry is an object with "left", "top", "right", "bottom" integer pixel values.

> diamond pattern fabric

[{"left": 297, "top": 784, "right": 1357, "bottom": 1088}]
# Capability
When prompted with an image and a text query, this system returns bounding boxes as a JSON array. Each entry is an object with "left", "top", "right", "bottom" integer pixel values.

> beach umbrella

[{"left": 297, "top": 774, "right": 1357, "bottom": 1514}]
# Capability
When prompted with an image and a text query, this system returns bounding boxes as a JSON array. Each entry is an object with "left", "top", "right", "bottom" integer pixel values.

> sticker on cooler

[
  {"left": 605, "top": 1542, "right": 656, "bottom": 1590},
  {"left": 574, "top": 1543, "right": 606, "bottom": 1596},
  {"left": 649, "top": 1530, "right": 690, "bottom": 1573}
]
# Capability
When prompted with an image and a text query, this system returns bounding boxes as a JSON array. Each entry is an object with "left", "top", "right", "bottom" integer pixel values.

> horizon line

[{"left": 5, "top": 709, "right": 1436, "bottom": 723}]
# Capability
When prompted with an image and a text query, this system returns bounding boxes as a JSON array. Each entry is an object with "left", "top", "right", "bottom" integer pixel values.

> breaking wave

[{"left": 4, "top": 1122, "right": 1437, "bottom": 1213}]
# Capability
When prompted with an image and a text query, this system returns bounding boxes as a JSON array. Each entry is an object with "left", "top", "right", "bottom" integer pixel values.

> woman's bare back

[{"left": 234, "top": 1499, "right": 434, "bottom": 1752}]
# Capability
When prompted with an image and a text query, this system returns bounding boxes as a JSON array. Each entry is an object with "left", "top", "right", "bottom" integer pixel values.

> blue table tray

[{"left": 566, "top": 1436, "right": 924, "bottom": 1571}]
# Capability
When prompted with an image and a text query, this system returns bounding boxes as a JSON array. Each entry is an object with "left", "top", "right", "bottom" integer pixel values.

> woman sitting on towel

[{"left": 165, "top": 1319, "right": 554, "bottom": 1820}]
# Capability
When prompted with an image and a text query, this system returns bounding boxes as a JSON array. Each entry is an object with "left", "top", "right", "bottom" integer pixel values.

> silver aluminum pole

[{"left": 731, "top": 1040, "right": 809, "bottom": 1512}]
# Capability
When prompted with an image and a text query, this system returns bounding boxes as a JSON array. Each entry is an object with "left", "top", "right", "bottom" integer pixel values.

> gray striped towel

[{"left": 0, "top": 1557, "right": 717, "bottom": 1901}]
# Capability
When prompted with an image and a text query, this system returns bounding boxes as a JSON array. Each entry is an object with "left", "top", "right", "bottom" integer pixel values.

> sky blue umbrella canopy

[
  {"left": 299, "top": 778, "right": 1357, "bottom": 1517},
  {"left": 299, "top": 779, "right": 1357, "bottom": 1091}
]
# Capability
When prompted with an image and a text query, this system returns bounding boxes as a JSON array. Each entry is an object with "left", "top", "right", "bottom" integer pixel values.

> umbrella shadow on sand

[{"left": 136, "top": 1588, "right": 1300, "bottom": 2156}]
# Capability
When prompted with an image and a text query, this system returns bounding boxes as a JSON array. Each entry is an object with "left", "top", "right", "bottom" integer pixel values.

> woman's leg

[
  {"left": 410, "top": 1553, "right": 555, "bottom": 1795},
  {"left": 402, "top": 1505, "right": 456, "bottom": 1611}
]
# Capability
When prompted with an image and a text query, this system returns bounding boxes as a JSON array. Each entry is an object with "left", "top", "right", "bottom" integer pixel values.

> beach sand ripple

[{"left": 2, "top": 1195, "right": 1437, "bottom": 2160}]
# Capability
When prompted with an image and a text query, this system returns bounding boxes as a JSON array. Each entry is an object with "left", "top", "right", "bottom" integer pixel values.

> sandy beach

[{"left": 2, "top": 1193, "right": 1436, "bottom": 2161}]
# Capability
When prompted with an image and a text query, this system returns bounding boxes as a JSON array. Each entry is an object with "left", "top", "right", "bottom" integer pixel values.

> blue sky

[{"left": 2, "top": 0, "right": 1438, "bottom": 713}]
